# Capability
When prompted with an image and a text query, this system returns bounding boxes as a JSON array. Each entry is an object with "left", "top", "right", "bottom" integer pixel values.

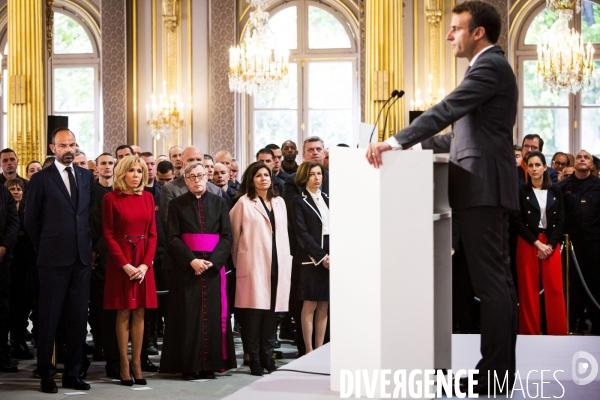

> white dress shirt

[
  {"left": 54, "top": 159, "right": 77, "bottom": 196},
  {"left": 308, "top": 189, "right": 330, "bottom": 235},
  {"left": 533, "top": 188, "right": 548, "bottom": 229}
]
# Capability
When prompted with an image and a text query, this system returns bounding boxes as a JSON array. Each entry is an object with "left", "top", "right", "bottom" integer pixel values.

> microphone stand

[
  {"left": 368, "top": 90, "right": 399, "bottom": 144},
  {"left": 380, "top": 90, "right": 405, "bottom": 141}
]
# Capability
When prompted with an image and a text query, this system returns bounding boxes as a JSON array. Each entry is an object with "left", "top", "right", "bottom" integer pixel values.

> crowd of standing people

[{"left": 0, "top": 129, "right": 336, "bottom": 393}]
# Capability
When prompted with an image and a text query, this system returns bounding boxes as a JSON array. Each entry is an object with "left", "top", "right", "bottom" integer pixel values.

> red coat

[{"left": 102, "top": 190, "right": 158, "bottom": 309}]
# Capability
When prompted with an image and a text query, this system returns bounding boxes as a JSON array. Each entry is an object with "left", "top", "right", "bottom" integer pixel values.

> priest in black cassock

[{"left": 159, "top": 162, "right": 237, "bottom": 380}]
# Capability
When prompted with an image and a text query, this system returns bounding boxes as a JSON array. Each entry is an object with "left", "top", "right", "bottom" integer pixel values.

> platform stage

[{"left": 223, "top": 334, "right": 600, "bottom": 399}]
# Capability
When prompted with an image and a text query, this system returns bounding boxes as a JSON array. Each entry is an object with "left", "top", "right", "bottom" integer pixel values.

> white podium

[{"left": 329, "top": 148, "right": 452, "bottom": 396}]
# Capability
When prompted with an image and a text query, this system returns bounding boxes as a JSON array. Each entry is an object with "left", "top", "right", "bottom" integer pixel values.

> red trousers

[{"left": 516, "top": 234, "right": 567, "bottom": 335}]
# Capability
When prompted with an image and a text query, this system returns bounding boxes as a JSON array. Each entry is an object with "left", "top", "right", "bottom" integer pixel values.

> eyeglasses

[
  {"left": 522, "top": 145, "right": 539, "bottom": 151},
  {"left": 552, "top": 160, "right": 567, "bottom": 167},
  {"left": 185, "top": 174, "right": 206, "bottom": 181}
]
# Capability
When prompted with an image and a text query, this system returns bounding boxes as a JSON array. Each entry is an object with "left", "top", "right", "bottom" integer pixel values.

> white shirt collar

[
  {"left": 308, "top": 189, "right": 321, "bottom": 200},
  {"left": 470, "top": 45, "right": 494, "bottom": 67},
  {"left": 54, "top": 159, "right": 73, "bottom": 173}
]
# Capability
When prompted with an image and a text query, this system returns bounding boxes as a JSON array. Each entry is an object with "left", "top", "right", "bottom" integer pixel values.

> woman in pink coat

[{"left": 230, "top": 162, "right": 292, "bottom": 376}]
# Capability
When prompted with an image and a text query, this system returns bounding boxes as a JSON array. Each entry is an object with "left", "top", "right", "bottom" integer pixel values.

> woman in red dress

[{"left": 102, "top": 155, "right": 158, "bottom": 385}]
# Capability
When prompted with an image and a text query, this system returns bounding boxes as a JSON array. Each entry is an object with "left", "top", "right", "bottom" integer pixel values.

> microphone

[
  {"left": 368, "top": 90, "right": 400, "bottom": 144},
  {"left": 380, "top": 90, "right": 405, "bottom": 140}
]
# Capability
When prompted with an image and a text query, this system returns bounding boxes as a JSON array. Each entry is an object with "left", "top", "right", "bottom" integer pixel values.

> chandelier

[
  {"left": 546, "top": 0, "right": 581, "bottom": 14},
  {"left": 537, "top": 2, "right": 595, "bottom": 94},
  {"left": 228, "top": 0, "right": 290, "bottom": 96},
  {"left": 145, "top": 81, "right": 185, "bottom": 141}
]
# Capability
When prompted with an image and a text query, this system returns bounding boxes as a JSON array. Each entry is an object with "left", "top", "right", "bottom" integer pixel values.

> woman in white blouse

[
  {"left": 292, "top": 162, "right": 330, "bottom": 353},
  {"left": 514, "top": 151, "right": 566, "bottom": 335}
]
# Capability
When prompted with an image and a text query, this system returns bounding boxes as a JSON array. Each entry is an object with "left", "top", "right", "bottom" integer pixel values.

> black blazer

[
  {"left": 393, "top": 46, "right": 519, "bottom": 211},
  {"left": 283, "top": 169, "right": 329, "bottom": 255},
  {"left": 24, "top": 162, "right": 95, "bottom": 266},
  {"left": 514, "top": 184, "right": 564, "bottom": 248},
  {"left": 291, "top": 188, "right": 329, "bottom": 266}
]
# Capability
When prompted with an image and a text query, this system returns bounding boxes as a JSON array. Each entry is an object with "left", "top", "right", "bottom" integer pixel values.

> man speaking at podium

[{"left": 367, "top": 1, "right": 518, "bottom": 395}]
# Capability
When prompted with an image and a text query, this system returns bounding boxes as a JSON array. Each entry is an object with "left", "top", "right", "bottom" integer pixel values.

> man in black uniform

[
  {"left": 90, "top": 152, "right": 118, "bottom": 376},
  {"left": 558, "top": 150, "right": 600, "bottom": 334},
  {"left": 0, "top": 183, "right": 19, "bottom": 372}
]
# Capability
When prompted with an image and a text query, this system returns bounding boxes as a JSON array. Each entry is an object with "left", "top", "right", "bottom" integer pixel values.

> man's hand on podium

[{"left": 366, "top": 142, "right": 392, "bottom": 168}]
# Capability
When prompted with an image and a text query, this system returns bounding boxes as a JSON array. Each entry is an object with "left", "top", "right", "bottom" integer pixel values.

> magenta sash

[{"left": 181, "top": 233, "right": 228, "bottom": 359}]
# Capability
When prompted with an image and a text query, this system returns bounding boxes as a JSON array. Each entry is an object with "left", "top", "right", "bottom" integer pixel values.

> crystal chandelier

[
  {"left": 229, "top": 0, "right": 290, "bottom": 96},
  {"left": 537, "top": 2, "right": 595, "bottom": 94},
  {"left": 145, "top": 81, "right": 185, "bottom": 141},
  {"left": 546, "top": 0, "right": 581, "bottom": 14}
]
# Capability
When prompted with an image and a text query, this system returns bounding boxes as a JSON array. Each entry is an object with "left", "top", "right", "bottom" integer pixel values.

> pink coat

[{"left": 230, "top": 194, "right": 292, "bottom": 311}]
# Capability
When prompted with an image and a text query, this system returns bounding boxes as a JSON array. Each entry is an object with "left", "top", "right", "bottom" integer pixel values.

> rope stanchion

[
  {"left": 569, "top": 245, "right": 600, "bottom": 311},
  {"left": 563, "top": 234, "right": 574, "bottom": 335}
]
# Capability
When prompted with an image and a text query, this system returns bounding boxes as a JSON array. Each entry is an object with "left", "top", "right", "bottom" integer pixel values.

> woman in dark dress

[
  {"left": 103, "top": 156, "right": 158, "bottom": 385},
  {"left": 514, "top": 151, "right": 566, "bottom": 335},
  {"left": 291, "top": 162, "right": 330, "bottom": 353}
]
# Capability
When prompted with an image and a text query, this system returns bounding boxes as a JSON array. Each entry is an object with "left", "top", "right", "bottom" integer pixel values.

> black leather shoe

[
  {"left": 146, "top": 345, "right": 159, "bottom": 355},
  {"left": 263, "top": 359, "right": 277, "bottom": 374},
  {"left": 131, "top": 368, "right": 147, "bottom": 385},
  {"left": 41, "top": 376, "right": 58, "bottom": 393},
  {"left": 141, "top": 357, "right": 159, "bottom": 372},
  {"left": 0, "top": 360, "right": 18, "bottom": 373},
  {"left": 182, "top": 372, "right": 197, "bottom": 381},
  {"left": 196, "top": 370, "right": 215, "bottom": 379},
  {"left": 62, "top": 378, "right": 91, "bottom": 390},
  {"left": 249, "top": 360, "right": 263, "bottom": 376}
]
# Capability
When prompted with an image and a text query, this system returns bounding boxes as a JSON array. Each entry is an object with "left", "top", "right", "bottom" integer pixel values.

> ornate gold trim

[
  {"left": 365, "top": 0, "right": 404, "bottom": 140},
  {"left": 8, "top": 0, "right": 46, "bottom": 171},
  {"left": 133, "top": 0, "right": 138, "bottom": 145},
  {"left": 162, "top": 0, "right": 182, "bottom": 153},
  {"left": 187, "top": 0, "right": 192, "bottom": 145},
  {"left": 47, "top": 0, "right": 54, "bottom": 61},
  {"left": 152, "top": 0, "right": 157, "bottom": 153},
  {"left": 414, "top": 0, "right": 419, "bottom": 110}
]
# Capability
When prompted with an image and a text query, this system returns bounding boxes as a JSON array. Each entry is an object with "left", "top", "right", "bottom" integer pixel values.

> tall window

[
  {"left": 0, "top": 10, "right": 100, "bottom": 156},
  {"left": 51, "top": 11, "right": 101, "bottom": 158},
  {"left": 250, "top": 0, "right": 359, "bottom": 156},
  {"left": 516, "top": 0, "right": 600, "bottom": 155}
]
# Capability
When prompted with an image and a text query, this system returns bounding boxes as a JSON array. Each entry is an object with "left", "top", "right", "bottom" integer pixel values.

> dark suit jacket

[
  {"left": 24, "top": 162, "right": 95, "bottom": 266},
  {"left": 282, "top": 170, "right": 330, "bottom": 255},
  {"left": 396, "top": 46, "right": 519, "bottom": 211},
  {"left": 513, "top": 184, "right": 564, "bottom": 248},
  {"left": 291, "top": 189, "right": 329, "bottom": 265},
  {"left": 91, "top": 182, "right": 112, "bottom": 280}
]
